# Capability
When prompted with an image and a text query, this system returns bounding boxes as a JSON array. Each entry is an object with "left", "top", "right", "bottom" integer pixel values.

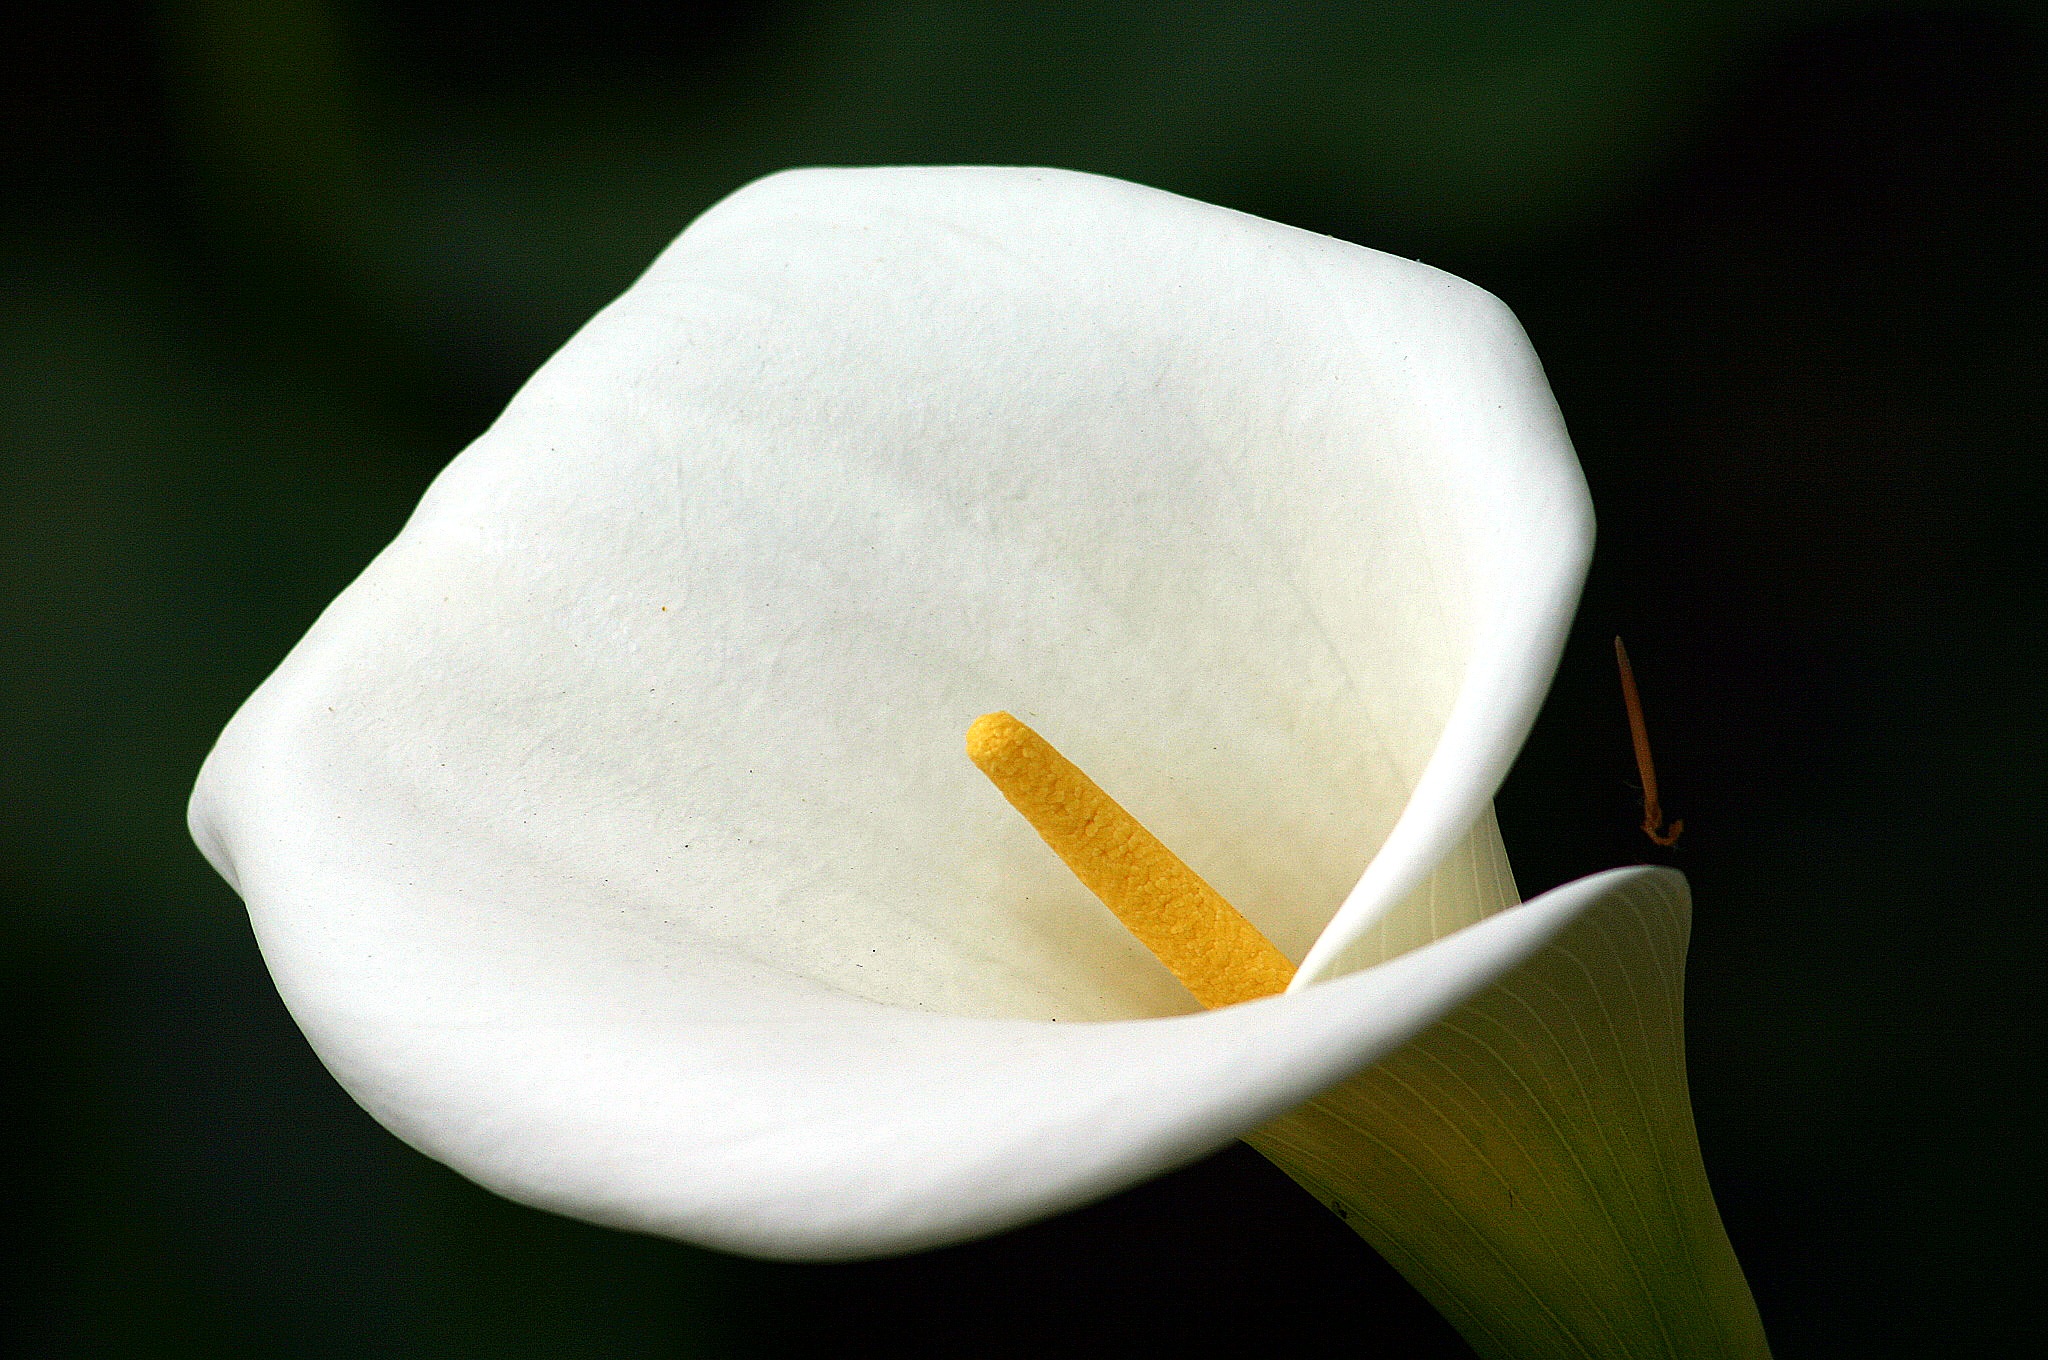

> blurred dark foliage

[
  {"left": 3, "top": 3, "right": 2042, "bottom": 1357},
  {"left": 371, "top": 0, "right": 789, "bottom": 91}
]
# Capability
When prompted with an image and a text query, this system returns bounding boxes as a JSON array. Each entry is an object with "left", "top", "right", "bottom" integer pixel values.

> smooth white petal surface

[{"left": 191, "top": 166, "right": 1595, "bottom": 1255}]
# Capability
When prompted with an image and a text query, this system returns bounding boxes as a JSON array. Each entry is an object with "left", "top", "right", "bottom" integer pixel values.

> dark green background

[{"left": 5, "top": 3, "right": 2042, "bottom": 1355}]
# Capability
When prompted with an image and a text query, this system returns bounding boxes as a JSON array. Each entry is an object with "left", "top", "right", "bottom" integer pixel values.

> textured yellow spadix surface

[{"left": 967, "top": 712, "right": 1295, "bottom": 1009}]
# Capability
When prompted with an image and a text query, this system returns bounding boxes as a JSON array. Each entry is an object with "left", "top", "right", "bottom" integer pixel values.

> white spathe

[{"left": 192, "top": 168, "right": 1693, "bottom": 1276}]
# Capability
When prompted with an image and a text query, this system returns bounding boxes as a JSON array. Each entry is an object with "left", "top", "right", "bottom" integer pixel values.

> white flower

[{"left": 191, "top": 167, "right": 1767, "bottom": 1356}]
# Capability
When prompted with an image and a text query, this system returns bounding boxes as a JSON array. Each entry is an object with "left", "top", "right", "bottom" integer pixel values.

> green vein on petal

[{"left": 1249, "top": 867, "right": 1770, "bottom": 1360}]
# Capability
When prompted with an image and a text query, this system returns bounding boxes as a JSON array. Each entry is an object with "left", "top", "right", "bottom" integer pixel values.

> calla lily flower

[{"left": 191, "top": 167, "right": 1768, "bottom": 1357}]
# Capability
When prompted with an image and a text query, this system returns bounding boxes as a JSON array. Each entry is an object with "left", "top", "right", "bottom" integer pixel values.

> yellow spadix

[{"left": 966, "top": 712, "right": 1293, "bottom": 1009}]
